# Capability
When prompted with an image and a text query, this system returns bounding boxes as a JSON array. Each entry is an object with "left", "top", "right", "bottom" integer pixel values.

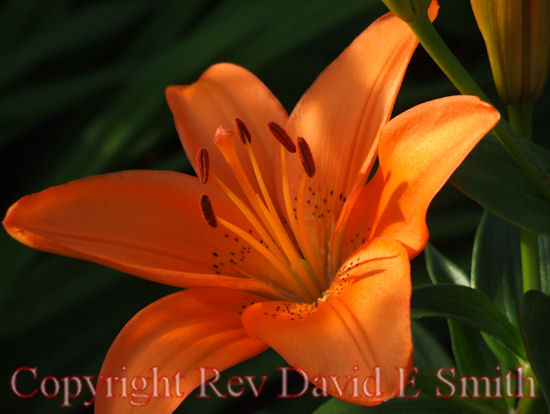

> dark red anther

[
  {"left": 297, "top": 137, "right": 315, "bottom": 177},
  {"left": 196, "top": 148, "right": 209, "bottom": 184},
  {"left": 200, "top": 194, "right": 217, "bottom": 228},
  {"left": 267, "top": 122, "right": 296, "bottom": 153},
  {"left": 235, "top": 118, "right": 251, "bottom": 144}
]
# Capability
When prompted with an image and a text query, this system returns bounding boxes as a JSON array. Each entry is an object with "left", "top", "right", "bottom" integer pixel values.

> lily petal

[
  {"left": 341, "top": 96, "right": 500, "bottom": 260},
  {"left": 2, "top": 170, "right": 284, "bottom": 298},
  {"left": 285, "top": 6, "right": 437, "bottom": 219},
  {"left": 166, "top": 63, "right": 288, "bottom": 198},
  {"left": 95, "top": 288, "right": 267, "bottom": 414},
  {"left": 242, "top": 238, "right": 412, "bottom": 405}
]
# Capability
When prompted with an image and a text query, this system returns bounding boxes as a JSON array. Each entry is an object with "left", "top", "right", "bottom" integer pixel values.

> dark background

[{"left": 1, "top": 0, "right": 548, "bottom": 412}]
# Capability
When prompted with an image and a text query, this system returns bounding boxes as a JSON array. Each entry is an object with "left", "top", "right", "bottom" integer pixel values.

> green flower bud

[{"left": 471, "top": 0, "right": 550, "bottom": 104}]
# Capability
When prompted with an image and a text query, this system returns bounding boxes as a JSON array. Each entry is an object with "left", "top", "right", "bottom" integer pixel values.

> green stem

[
  {"left": 508, "top": 104, "right": 541, "bottom": 293},
  {"left": 507, "top": 104, "right": 533, "bottom": 139},
  {"left": 407, "top": 14, "right": 550, "bottom": 202},
  {"left": 515, "top": 364, "right": 544, "bottom": 414},
  {"left": 520, "top": 231, "right": 541, "bottom": 292}
]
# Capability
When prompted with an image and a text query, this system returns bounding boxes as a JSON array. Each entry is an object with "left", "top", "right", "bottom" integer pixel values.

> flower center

[{"left": 198, "top": 119, "right": 328, "bottom": 302}]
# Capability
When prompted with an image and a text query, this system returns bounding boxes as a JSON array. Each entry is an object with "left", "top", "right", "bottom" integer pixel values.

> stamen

[
  {"left": 211, "top": 122, "right": 325, "bottom": 300},
  {"left": 212, "top": 126, "right": 310, "bottom": 284},
  {"left": 235, "top": 118, "right": 251, "bottom": 144},
  {"left": 268, "top": 122, "right": 296, "bottom": 153},
  {"left": 216, "top": 216, "right": 314, "bottom": 301},
  {"left": 330, "top": 142, "right": 378, "bottom": 273},
  {"left": 200, "top": 194, "right": 217, "bottom": 228},
  {"left": 214, "top": 126, "right": 266, "bottom": 215},
  {"left": 196, "top": 148, "right": 209, "bottom": 184},
  {"left": 295, "top": 174, "right": 326, "bottom": 289},
  {"left": 254, "top": 195, "right": 322, "bottom": 298},
  {"left": 280, "top": 147, "right": 299, "bottom": 237},
  {"left": 212, "top": 173, "right": 286, "bottom": 261},
  {"left": 231, "top": 124, "right": 323, "bottom": 296},
  {"left": 297, "top": 137, "right": 316, "bottom": 177},
  {"left": 239, "top": 137, "right": 322, "bottom": 296},
  {"left": 280, "top": 146, "right": 324, "bottom": 285}
]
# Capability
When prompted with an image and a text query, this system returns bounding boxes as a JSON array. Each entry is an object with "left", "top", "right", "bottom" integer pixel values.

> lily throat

[{"left": 197, "top": 118, "right": 346, "bottom": 303}]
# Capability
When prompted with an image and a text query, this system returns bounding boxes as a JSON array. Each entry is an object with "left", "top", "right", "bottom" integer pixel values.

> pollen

[
  {"left": 200, "top": 194, "right": 217, "bottom": 228},
  {"left": 197, "top": 118, "right": 333, "bottom": 302},
  {"left": 267, "top": 122, "right": 296, "bottom": 153},
  {"left": 196, "top": 148, "right": 209, "bottom": 184},
  {"left": 235, "top": 118, "right": 251, "bottom": 144},
  {"left": 297, "top": 137, "right": 315, "bottom": 177}
]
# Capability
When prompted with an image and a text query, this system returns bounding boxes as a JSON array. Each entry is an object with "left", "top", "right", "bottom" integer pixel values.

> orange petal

[
  {"left": 94, "top": 288, "right": 267, "bottom": 413},
  {"left": 285, "top": 8, "right": 435, "bottom": 219},
  {"left": 2, "top": 170, "right": 283, "bottom": 298},
  {"left": 166, "top": 63, "right": 288, "bottom": 198},
  {"left": 242, "top": 238, "right": 412, "bottom": 406},
  {"left": 341, "top": 96, "right": 500, "bottom": 260}
]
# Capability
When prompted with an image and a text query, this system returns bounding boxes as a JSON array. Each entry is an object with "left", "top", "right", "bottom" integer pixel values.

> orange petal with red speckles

[
  {"left": 242, "top": 238, "right": 411, "bottom": 406},
  {"left": 3, "top": 170, "right": 284, "bottom": 298}
]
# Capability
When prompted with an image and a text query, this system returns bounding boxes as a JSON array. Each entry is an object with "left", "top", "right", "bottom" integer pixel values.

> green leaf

[
  {"left": 446, "top": 324, "right": 496, "bottom": 377},
  {"left": 540, "top": 235, "right": 550, "bottom": 295},
  {"left": 313, "top": 394, "right": 465, "bottom": 414},
  {"left": 520, "top": 290, "right": 550, "bottom": 409},
  {"left": 472, "top": 211, "right": 522, "bottom": 326},
  {"left": 413, "top": 371, "right": 503, "bottom": 414},
  {"left": 449, "top": 325, "right": 515, "bottom": 410},
  {"left": 424, "top": 244, "right": 510, "bottom": 410},
  {"left": 314, "top": 371, "right": 506, "bottom": 414},
  {"left": 451, "top": 135, "right": 550, "bottom": 235},
  {"left": 424, "top": 244, "right": 491, "bottom": 376},
  {"left": 411, "top": 285, "right": 525, "bottom": 358},
  {"left": 412, "top": 320, "right": 453, "bottom": 373},
  {"left": 426, "top": 207, "right": 482, "bottom": 243},
  {"left": 469, "top": 211, "right": 524, "bottom": 399},
  {"left": 424, "top": 244, "right": 469, "bottom": 286}
]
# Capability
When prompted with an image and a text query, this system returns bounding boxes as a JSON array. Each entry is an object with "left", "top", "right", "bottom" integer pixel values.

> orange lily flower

[{"left": 3, "top": 4, "right": 499, "bottom": 412}]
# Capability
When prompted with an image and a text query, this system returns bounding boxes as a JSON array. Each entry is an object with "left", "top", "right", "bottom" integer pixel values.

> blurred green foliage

[{"left": 1, "top": 0, "right": 548, "bottom": 413}]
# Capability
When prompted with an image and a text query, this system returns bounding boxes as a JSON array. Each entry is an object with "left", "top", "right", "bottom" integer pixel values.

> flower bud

[
  {"left": 471, "top": 0, "right": 550, "bottom": 104},
  {"left": 382, "top": 0, "right": 432, "bottom": 22}
]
